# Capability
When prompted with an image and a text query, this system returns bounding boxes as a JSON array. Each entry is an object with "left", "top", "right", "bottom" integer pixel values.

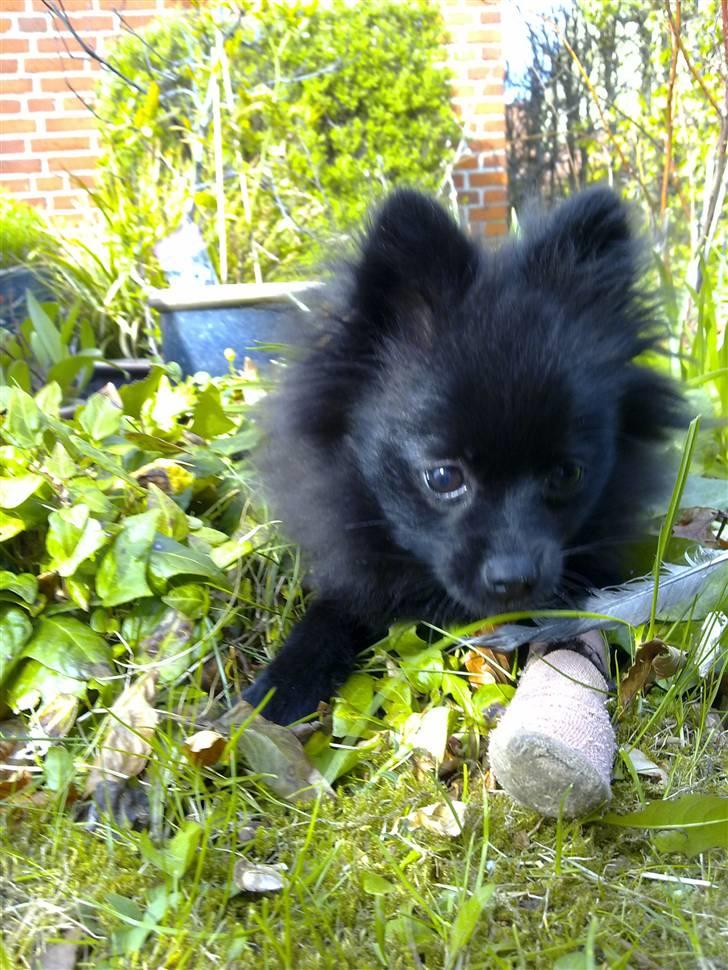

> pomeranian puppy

[{"left": 243, "top": 187, "right": 681, "bottom": 724}]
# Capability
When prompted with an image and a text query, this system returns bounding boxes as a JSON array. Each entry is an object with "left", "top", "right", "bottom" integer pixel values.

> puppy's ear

[
  {"left": 523, "top": 187, "right": 635, "bottom": 276},
  {"left": 351, "top": 189, "right": 478, "bottom": 332}
]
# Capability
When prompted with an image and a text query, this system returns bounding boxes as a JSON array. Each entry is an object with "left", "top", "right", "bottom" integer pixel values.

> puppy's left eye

[
  {"left": 424, "top": 464, "right": 467, "bottom": 497},
  {"left": 544, "top": 461, "right": 585, "bottom": 500}
]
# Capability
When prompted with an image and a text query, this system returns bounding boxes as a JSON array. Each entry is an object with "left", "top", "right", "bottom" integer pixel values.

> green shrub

[
  {"left": 96, "top": 0, "right": 461, "bottom": 284},
  {"left": 0, "top": 192, "right": 46, "bottom": 268},
  {"left": 0, "top": 368, "right": 296, "bottom": 724}
]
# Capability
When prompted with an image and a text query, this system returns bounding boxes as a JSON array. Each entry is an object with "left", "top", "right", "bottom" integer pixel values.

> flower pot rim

[{"left": 148, "top": 280, "right": 322, "bottom": 312}]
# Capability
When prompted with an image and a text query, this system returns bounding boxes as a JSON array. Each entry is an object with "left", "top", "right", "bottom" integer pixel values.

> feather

[{"left": 472, "top": 550, "right": 728, "bottom": 651}]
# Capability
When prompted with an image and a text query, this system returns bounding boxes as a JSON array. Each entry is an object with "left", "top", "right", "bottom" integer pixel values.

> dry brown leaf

[
  {"left": 232, "top": 858, "right": 287, "bottom": 894},
  {"left": 464, "top": 646, "right": 512, "bottom": 686},
  {"left": 0, "top": 718, "right": 34, "bottom": 796},
  {"left": 405, "top": 800, "right": 468, "bottom": 838},
  {"left": 672, "top": 507, "right": 723, "bottom": 547},
  {"left": 400, "top": 706, "right": 450, "bottom": 762},
  {"left": 183, "top": 729, "right": 228, "bottom": 767},
  {"left": 34, "top": 926, "right": 83, "bottom": 970},
  {"left": 84, "top": 671, "right": 159, "bottom": 795},
  {"left": 215, "top": 699, "right": 334, "bottom": 803},
  {"left": 34, "top": 694, "right": 80, "bottom": 740},
  {"left": 619, "top": 640, "right": 684, "bottom": 708},
  {"left": 622, "top": 746, "right": 667, "bottom": 785}
]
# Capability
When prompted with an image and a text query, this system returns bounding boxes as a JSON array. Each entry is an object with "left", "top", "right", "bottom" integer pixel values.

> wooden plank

[{"left": 147, "top": 281, "right": 322, "bottom": 311}]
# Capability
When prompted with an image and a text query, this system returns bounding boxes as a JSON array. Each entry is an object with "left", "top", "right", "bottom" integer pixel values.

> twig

[
  {"left": 41, "top": 0, "right": 144, "bottom": 93},
  {"left": 664, "top": 0, "right": 722, "bottom": 116},
  {"left": 660, "top": 1, "right": 680, "bottom": 218}
]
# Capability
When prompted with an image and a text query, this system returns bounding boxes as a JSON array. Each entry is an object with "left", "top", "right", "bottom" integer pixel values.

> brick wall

[
  {"left": 0, "top": 0, "right": 187, "bottom": 217},
  {"left": 1, "top": 0, "right": 508, "bottom": 236},
  {"left": 440, "top": 0, "right": 508, "bottom": 238}
]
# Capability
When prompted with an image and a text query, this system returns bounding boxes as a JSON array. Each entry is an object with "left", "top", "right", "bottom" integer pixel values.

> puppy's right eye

[{"left": 424, "top": 464, "right": 467, "bottom": 497}]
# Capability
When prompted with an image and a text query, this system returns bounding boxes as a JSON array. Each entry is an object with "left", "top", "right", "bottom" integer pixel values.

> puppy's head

[{"left": 341, "top": 188, "right": 682, "bottom": 616}]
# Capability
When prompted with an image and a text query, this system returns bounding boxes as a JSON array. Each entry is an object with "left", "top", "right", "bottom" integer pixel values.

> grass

[
  {"left": 1, "top": 622, "right": 726, "bottom": 969},
  {"left": 1, "top": 192, "right": 727, "bottom": 970}
]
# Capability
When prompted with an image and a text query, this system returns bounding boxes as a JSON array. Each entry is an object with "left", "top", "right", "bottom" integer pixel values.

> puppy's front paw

[{"left": 242, "top": 669, "right": 321, "bottom": 726}]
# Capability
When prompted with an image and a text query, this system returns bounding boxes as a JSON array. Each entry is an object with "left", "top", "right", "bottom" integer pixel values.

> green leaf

[
  {"left": 44, "top": 747, "right": 76, "bottom": 792},
  {"left": 162, "top": 583, "right": 209, "bottom": 620},
  {"left": 47, "top": 353, "right": 99, "bottom": 392},
  {"left": 118, "top": 366, "right": 164, "bottom": 419},
  {"left": 190, "top": 384, "right": 236, "bottom": 438},
  {"left": 0, "top": 605, "right": 33, "bottom": 688},
  {"left": 0, "top": 509, "right": 28, "bottom": 542},
  {"left": 149, "top": 534, "right": 232, "bottom": 591},
  {"left": 79, "top": 392, "right": 122, "bottom": 441},
  {"left": 0, "top": 473, "right": 43, "bottom": 509},
  {"left": 401, "top": 644, "right": 444, "bottom": 693},
  {"left": 96, "top": 510, "right": 159, "bottom": 607},
  {"left": 45, "top": 442, "right": 77, "bottom": 480},
  {"left": 34, "top": 381, "right": 63, "bottom": 419},
  {"left": 46, "top": 504, "right": 109, "bottom": 577},
  {"left": 3, "top": 388, "right": 44, "bottom": 448},
  {"left": 447, "top": 885, "right": 495, "bottom": 961},
  {"left": 26, "top": 290, "right": 64, "bottom": 367},
  {"left": 5, "top": 659, "right": 88, "bottom": 709},
  {"left": 362, "top": 872, "right": 396, "bottom": 896},
  {"left": 601, "top": 794, "right": 728, "bottom": 856},
  {"left": 139, "top": 822, "right": 203, "bottom": 881},
  {"left": 136, "top": 607, "right": 194, "bottom": 683},
  {"left": 0, "top": 571, "right": 38, "bottom": 605},
  {"left": 145, "top": 482, "right": 189, "bottom": 540},
  {"left": 22, "top": 615, "right": 113, "bottom": 681}
]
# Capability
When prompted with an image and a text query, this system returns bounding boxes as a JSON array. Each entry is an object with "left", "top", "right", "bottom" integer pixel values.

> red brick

[
  {"left": 28, "top": 97, "right": 56, "bottom": 110},
  {"left": 36, "top": 35, "right": 96, "bottom": 53},
  {"left": 480, "top": 10, "right": 501, "bottom": 25},
  {"left": 468, "top": 29, "right": 501, "bottom": 44},
  {"left": 2, "top": 77, "right": 33, "bottom": 96},
  {"left": 467, "top": 170, "right": 507, "bottom": 187},
  {"left": 0, "top": 157, "right": 41, "bottom": 173},
  {"left": 51, "top": 0, "right": 104, "bottom": 9},
  {"left": 0, "top": 138, "right": 24, "bottom": 153},
  {"left": 71, "top": 171, "right": 96, "bottom": 187},
  {"left": 0, "top": 18, "right": 12, "bottom": 33},
  {"left": 47, "top": 152, "right": 98, "bottom": 170},
  {"left": 0, "top": 99, "right": 22, "bottom": 113},
  {"left": 0, "top": 118, "right": 37, "bottom": 133},
  {"left": 468, "top": 205, "right": 509, "bottom": 222},
  {"left": 25, "top": 55, "right": 89, "bottom": 73},
  {"left": 18, "top": 17, "right": 49, "bottom": 32},
  {"left": 118, "top": 12, "right": 164, "bottom": 28},
  {"left": 483, "top": 220, "right": 508, "bottom": 238},
  {"left": 1, "top": 39, "right": 30, "bottom": 53},
  {"left": 31, "top": 135, "right": 91, "bottom": 151},
  {"left": 36, "top": 175, "right": 64, "bottom": 190},
  {"left": 40, "top": 74, "right": 94, "bottom": 92},
  {"left": 51, "top": 193, "right": 82, "bottom": 209},
  {"left": 61, "top": 15, "right": 113, "bottom": 31},
  {"left": 3, "top": 1, "right": 31, "bottom": 11},
  {"left": 0, "top": 175, "right": 30, "bottom": 191},
  {"left": 0, "top": 58, "right": 19, "bottom": 73},
  {"left": 45, "top": 114, "right": 95, "bottom": 131}
]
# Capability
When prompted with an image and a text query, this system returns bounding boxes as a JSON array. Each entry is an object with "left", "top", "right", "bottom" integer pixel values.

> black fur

[{"left": 244, "top": 187, "right": 683, "bottom": 724}]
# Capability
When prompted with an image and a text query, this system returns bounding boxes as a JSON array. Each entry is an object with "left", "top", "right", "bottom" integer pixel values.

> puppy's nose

[{"left": 482, "top": 554, "right": 539, "bottom": 601}]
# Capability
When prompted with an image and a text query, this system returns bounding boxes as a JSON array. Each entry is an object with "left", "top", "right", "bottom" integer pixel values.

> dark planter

[
  {"left": 0, "top": 265, "right": 54, "bottom": 331},
  {"left": 150, "top": 281, "right": 321, "bottom": 377}
]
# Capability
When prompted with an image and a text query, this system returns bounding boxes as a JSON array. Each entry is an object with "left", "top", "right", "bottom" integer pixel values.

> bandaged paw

[{"left": 489, "top": 636, "right": 615, "bottom": 818}]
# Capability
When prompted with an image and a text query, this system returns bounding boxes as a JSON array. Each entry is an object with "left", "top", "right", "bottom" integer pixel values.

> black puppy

[{"left": 243, "top": 187, "right": 681, "bottom": 724}]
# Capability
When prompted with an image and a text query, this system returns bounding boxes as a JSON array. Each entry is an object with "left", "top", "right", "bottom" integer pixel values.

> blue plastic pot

[{"left": 150, "top": 282, "right": 321, "bottom": 377}]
